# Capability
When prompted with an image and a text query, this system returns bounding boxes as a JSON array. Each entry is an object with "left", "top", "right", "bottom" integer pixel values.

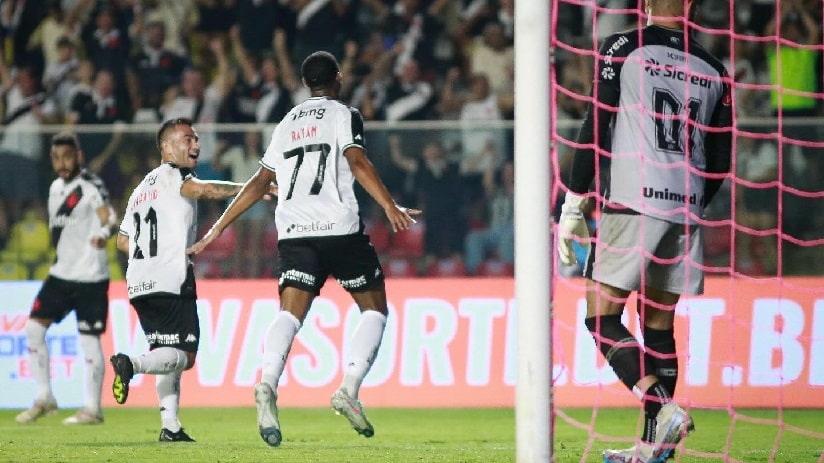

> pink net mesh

[{"left": 551, "top": 1, "right": 824, "bottom": 461}]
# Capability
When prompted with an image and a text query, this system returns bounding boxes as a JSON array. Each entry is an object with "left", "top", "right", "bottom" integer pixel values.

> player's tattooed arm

[{"left": 181, "top": 178, "right": 244, "bottom": 200}]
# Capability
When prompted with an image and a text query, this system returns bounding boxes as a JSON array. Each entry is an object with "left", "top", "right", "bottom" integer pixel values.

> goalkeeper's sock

[
  {"left": 133, "top": 347, "right": 188, "bottom": 374},
  {"left": 643, "top": 382, "right": 672, "bottom": 418},
  {"left": 261, "top": 310, "right": 301, "bottom": 389},
  {"left": 78, "top": 334, "right": 104, "bottom": 414},
  {"left": 641, "top": 413, "right": 657, "bottom": 443},
  {"left": 643, "top": 325, "right": 678, "bottom": 397},
  {"left": 340, "top": 310, "right": 386, "bottom": 400},
  {"left": 585, "top": 315, "right": 643, "bottom": 390},
  {"left": 25, "top": 320, "right": 53, "bottom": 402},
  {"left": 157, "top": 372, "right": 182, "bottom": 433}
]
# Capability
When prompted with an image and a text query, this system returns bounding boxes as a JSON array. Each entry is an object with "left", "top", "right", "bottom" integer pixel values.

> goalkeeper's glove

[{"left": 557, "top": 192, "right": 590, "bottom": 266}]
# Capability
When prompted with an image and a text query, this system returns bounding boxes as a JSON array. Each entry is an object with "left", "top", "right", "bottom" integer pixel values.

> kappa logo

[
  {"left": 354, "top": 134, "right": 362, "bottom": 141},
  {"left": 185, "top": 334, "right": 197, "bottom": 343}
]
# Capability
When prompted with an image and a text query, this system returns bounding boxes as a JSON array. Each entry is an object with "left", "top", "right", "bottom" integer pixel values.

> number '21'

[
  {"left": 283, "top": 143, "right": 331, "bottom": 200},
  {"left": 132, "top": 207, "right": 157, "bottom": 259},
  {"left": 652, "top": 88, "right": 701, "bottom": 156}
]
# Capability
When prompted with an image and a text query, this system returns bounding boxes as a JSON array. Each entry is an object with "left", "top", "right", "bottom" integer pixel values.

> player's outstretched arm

[
  {"left": 90, "top": 203, "right": 118, "bottom": 249},
  {"left": 188, "top": 167, "right": 277, "bottom": 255},
  {"left": 181, "top": 178, "right": 244, "bottom": 200},
  {"left": 344, "top": 146, "right": 421, "bottom": 232}
]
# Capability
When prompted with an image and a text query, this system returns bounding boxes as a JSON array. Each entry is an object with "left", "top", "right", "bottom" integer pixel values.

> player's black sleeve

[
  {"left": 568, "top": 34, "right": 628, "bottom": 195},
  {"left": 702, "top": 75, "right": 733, "bottom": 207}
]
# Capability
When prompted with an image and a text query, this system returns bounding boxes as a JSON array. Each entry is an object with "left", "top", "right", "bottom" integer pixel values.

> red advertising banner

[{"left": 3, "top": 278, "right": 823, "bottom": 409}]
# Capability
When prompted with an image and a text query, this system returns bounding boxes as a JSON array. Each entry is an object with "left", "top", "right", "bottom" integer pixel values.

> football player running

[{"left": 188, "top": 51, "right": 420, "bottom": 447}]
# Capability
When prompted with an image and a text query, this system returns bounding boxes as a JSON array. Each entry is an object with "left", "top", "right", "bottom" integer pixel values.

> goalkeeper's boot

[
  {"left": 15, "top": 397, "right": 58, "bottom": 423},
  {"left": 109, "top": 353, "right": 134, "bottom": 405},
  {"left": 63, "top": 408, "right": 103, "bottom": 425},
  {"left": 159, "top": 428, "right": 196, "bottom": 442},
  {"left": 331, "top": 388, "right": 374, "bottom": 438},
  {"left": 651, "top": 402, "right": 694, "bottom": 463},
  {"left": 602, "top": 442, "right": 654, "bottom": 463},
  {"left": 254, "top": 382, "right": 282, "bottom": 447}
]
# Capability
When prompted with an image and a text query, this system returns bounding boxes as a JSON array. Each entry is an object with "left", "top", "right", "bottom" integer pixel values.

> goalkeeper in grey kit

[{"left": 557, "top": 1, "right": 732, "bottom": 462}]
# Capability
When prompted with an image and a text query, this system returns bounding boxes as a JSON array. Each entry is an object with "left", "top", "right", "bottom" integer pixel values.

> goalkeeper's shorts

[{"left": 584, "top": 212, "right": 704, "bottom": 296}]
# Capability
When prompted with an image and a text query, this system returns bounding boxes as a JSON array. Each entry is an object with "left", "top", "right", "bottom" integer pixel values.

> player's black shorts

[
  {"left": 131, "top": 296, "right": 200, "bottom": 353},
  {"left": 31, "top": 276, "right": 109, "bottom": 335},
  {"left": 277, "top": 233, "right": 384, "bottom": 294}
]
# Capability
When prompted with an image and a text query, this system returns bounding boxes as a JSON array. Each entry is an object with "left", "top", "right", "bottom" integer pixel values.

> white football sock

[
  {"left": 133, "top": 347, "right": 189, "bottom": 374},
  {"left": 341, "top": 310, "right": 387, "bottom": 400},
  {"left": 25, "top": 320, "right": 53, "bottom": 402},
  {"left": 78, "top": 334, "right": 104, "bottom": 415},
  {"left": 157, "top": 372, "right": 182, "bottom": 432},
  {"left": 261, "top": 310, "right": 301, "bottom": 390}
]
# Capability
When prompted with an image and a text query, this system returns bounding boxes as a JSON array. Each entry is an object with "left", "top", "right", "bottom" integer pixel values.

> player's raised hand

[
  {"left": 384, "top": 204, "right": 422, "bottom": 232},
  {"left": 187, "top": 226, "right": 222, "bottom": 255}
]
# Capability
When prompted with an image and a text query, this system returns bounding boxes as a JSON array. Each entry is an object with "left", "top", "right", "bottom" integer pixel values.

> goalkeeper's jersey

[
  {"left": 47, "top": 169, "right": 110, "bottom": 282},
  {"left": 572, "top": 25, "right": 733, "bottom": 224},
  {"left": 261, "top": 96, "right": 365, "bottom": 239},
  {"left": 119, "top": 162, "right": 197, "bottom": 299}
]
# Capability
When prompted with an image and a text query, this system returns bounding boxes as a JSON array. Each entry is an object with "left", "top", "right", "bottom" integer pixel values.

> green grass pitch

[{"left": 0, "top": 407, "right": 821, "bottom": 462}]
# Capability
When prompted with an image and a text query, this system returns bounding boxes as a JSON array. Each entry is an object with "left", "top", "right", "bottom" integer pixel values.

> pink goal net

[{"left": 551, "top": 1, "right": 824, "bottom": 461}]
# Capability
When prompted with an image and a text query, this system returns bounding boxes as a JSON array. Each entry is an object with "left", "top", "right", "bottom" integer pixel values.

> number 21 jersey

[
  {"left": 119, "top": 163, "right": 197, "bottom": 299},
  {"left": 261, "top": 96, "right": 365, "bottom": 240}
]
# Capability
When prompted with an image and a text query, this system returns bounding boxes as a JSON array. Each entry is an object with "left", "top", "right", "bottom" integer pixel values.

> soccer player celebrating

[
  {"left": 188, "top": 51, "right": 420, "bottom": 447},
  {"left": 111, "top": 118, "right": 258, "bottom": 442},
  {"left": 557, "top": 1, "right": 732, "bottom": 462},
  {"left": 16, "top": 132, "right": 118, "bottom": 425}
]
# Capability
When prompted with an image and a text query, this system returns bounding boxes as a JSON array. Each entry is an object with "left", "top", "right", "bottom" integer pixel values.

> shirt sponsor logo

[
  {"left": 643, "top": 187, "right": 703, "bottom": 205},
  {"left": 602, "top": 35, "right": 629, "bottom": 66},
  {"left": 128, "top": 280, "right": 157, "bottom": 295},
  {"left": 286, "top": 221, "right": 336, "bottom": 234},
  {"left": 644, "top": 59, "right": 712, "bottom": 89},
  {"left": 601, "top": 67, "right": 615, "bottom": 80},
  {"left": 291, "top": 107, "right": 326, "bottom": 120}
]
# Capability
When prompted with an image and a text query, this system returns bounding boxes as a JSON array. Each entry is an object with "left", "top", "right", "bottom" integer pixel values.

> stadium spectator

[
  {"left": 81, "top": 6, "right": 132, "bottom": 117},
  {"left": 187, "top": 51, "right": 420, "bottom": 447},
  {"left": 0, "top": 59, "right": 58, "bottom": 222},
  {"left": 42, "top": 37, "right": 79, "bottom": 120},
  {"left": 15, "top": 132, "right": 118, "bottom": 425},
  {"left": 110, "top": 118, "right": 252, "bottom": 442},
  {"left": 735, "top": 136, "right": 779, "bottom": 276},
  {"left": 557, "top": 1, "right": 732, "bottom": 461},
  {"left": 467, "top": 21, "right": 514, "bottom": 117},
  {"left": 764, "top": 0, "right": 822, "bottom": 240},
  {"left": 161, "top": 43, "right": 232, "bottom": 182},
  {"left": 283, "top": 0, "right": 352, "bottom": 72},
  {"left": 464, "top": 159, "right": 513, "bottom": 275},
  {"left": 211, "top": 129, "right": 271, "bottom": 278},
  {"left": 389, "top": 133, "right": 465, "bottom": 266},
  {"left": 0, "top": 0, "right": 46, "bottom": 68},
  {"left": 127, "top": 20, "right": 189, "bottom": 122}
]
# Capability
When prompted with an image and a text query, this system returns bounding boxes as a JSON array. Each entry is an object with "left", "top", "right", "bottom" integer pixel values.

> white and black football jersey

[
  {"left": 569, "top": 25, "right": 733, "bottom": 224},
  {"left": 47, "top": 170, "right": 110, "bottom": 282},
  {"left": 119, "top": 163, "right": 197, "bottom": 299},
  {"left": 261, "top": 96, "right": 365, "bottom": 239}
]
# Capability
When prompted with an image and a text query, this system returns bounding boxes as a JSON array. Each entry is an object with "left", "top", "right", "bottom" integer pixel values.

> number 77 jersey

[
  {"left": 261, "top": 96, "right": 366, "bottom": 239},
  {"left": 119, "top": 163, "right": 198, "bottom": 299}
]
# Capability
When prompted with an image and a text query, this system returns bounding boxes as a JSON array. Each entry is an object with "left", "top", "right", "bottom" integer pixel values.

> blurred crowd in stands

[{"left": 0, "top": 0, "right": 822, "bottom": 280}]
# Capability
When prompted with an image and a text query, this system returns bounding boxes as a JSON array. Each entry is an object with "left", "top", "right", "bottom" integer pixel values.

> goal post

[{"left": 514, "top": 1, "right": 552, "bottom": 462}]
